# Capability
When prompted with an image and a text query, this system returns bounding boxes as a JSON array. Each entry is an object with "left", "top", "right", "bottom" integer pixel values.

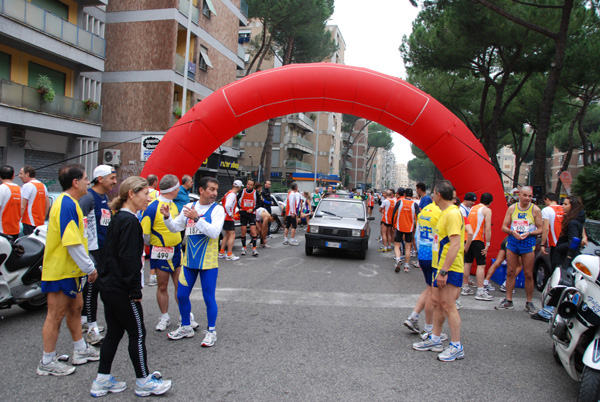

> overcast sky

[{"left": 329, "top": 0, "right": 420, "bottom": 165}]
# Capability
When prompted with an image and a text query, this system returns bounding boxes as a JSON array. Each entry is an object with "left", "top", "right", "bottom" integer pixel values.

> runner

[
  {"left": 300, "top": 191, "right": 312, "bottom": 226},
  {"left": 19, "top": 165, "right": 49, "bottom": 235},
  {"left": 392, "top": 188, "right": 419, "bottom": 273},
  {"left": 91, "top": 176, "right": 172, "bottom": 397},
  {"left": 78, "top": 164, "right": 117, "bottom": 345},
  {"left": 464, "top": 193, "right": 493, "bottom": 301},
  {"left": 496, "top": 186, "right": 542, "bottom": 312},
  {"left": 413, "top": 180, "right": 465, "bottom": 362},
  {"left": 416, "top": 182, "right": 432, "bottom": 209},
  {"left": 141, "top": 174, "right": 187, "bottom": 332},
  {"left": 146, "top": 174, "right": 160, "bottom": 286},
  {"left": 236, "top": 179, "right": 259, "bottom": 257},
  {"left": 162, "top": 177, "right": 225, "bottom": 348},
  {"left": 378, "top": 190, "right": 396, "bottom": 252},
  {"left": 283, "top": 182, "right": 301, "bottom": 246},
  {"left": 0, "top": 165, "right": 21, "bottom": 237},
  {"left": 218, "top": 180, "right": 242, "bottom": 261},
  {"left": 366, "top": 190, "right": 375, "bottom": 217},
  {"left": 255, "top": 206, "right": 273, "bottom": 248},
  {"left": 459, "top": 192, "right": 476, "bottom": 218},
  {"left": 38, "top": 164, "right": 99, "bottom": 376}
]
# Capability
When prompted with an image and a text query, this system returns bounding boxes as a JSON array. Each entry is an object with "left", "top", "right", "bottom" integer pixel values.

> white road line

[{"left": 190, "top": 288, "right": 526, "bottom": 310}]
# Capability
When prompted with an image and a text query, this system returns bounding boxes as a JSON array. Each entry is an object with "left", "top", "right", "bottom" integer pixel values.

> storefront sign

[{"left": 141, "top": 135, "right": 164, "bottom": 161}]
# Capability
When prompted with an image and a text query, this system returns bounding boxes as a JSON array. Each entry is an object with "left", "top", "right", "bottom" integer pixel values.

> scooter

[
  {"left": 0, "top": 226, "right": 47, "bottom": 311},
  {"left": 542, "top": 238, "right": 600, "bottom": 402}
]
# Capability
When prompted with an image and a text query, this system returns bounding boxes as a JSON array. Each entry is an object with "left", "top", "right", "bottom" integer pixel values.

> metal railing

[
  {"left": 285, "top": 160, "right": 312, "bottom": 171},
  {"left": 178, "top": 0, "right": 200, "bottom": 24},
  {"left": 0, "top": 80, "right": 101, "bottom": 124},
  {"left": 174, "top": 54, "right": 197, "bottom": 80},
  {"left": 240, "top": 0, "right": 248, "bottom": 17},
  {"left": 289, "top": 135, "right": 314, "bottom": 151},
  {"left": 345, "top": 161, "right": 353, "bottom": 169},
  {"left": 0, "top": 0, "right": 106, "bottom": 58}
]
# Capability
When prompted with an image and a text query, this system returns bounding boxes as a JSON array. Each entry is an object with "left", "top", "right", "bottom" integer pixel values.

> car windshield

[
  {"left": 585, "top": 221, "right": 600, "bottom": 246},
  {"left": 316, "top": 200, "right": 364, "bottom": 219}
]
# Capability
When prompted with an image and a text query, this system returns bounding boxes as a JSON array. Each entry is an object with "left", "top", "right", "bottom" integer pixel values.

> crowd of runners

[{"left": 11, "top": 158, "right": 588, "bottom": 396}]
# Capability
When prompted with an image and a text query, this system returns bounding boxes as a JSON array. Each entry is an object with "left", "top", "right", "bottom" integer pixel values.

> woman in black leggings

[{"left": 90, "top": 176, "right": 172, "bottom": 397}]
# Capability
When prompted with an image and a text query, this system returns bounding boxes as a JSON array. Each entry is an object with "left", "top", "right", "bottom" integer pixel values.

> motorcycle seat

[{"left": 5, "top": 237, "right": 44, "bottom": 273}]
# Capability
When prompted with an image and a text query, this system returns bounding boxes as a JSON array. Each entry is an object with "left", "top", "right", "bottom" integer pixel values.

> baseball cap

[
  {"left": 464, "top": 192, "right": 477, "bottom": 201},
  {"left": 233, "top": 180, "right": 243, "bottom": 187},
  {"left": 92, "top": 165, "right": 116, "bottom": 181}
]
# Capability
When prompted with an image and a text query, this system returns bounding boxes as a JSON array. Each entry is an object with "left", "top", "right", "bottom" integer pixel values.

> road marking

[
  {"left": 358, "top": 264, "right": 378, "bottom": 277},
  {"left": 274, "top": 257, "right": 304, "bottom": 269},
  {"left": 190, "top": 287, "right": 524, "bottom": 310}
]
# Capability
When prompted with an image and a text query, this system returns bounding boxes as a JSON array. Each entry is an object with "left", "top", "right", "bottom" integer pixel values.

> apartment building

[
  {"left": 101, "top": 0, "right": 247, "bottom": 192},
  {"left": 0, "top": 0, "right": 108, "bottom": 190},
  {"left": 496, "top": 146, "right": 529, "bottom": 192},
  {"left": 236, "top": 22, "right": 346, "bottom": 189},
  {"left": 549, "top": 147, "right": 600, "bottom": 196},
  {"left": 396, "top": 163, "right": 415, "bottom": 190},
  {"left": 343, "top": 118, "right": 369, "bottom": 190},
  {"left": 374, "top": 149, "right": 396, "bottom": 191}
]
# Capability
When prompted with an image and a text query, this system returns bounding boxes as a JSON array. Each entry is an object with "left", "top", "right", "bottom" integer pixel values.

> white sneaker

[
  {"left": 37, "top": 356, "right": 76, "bottom": 376},
  {"left": 437, "top": 344, "right": 465, "bottom": 362},
  {"left": 156, "top": 316, "right": 170, "bottom": 332},
  {"left": 90, "top": 376, "right": 127, "bottom": 397},
  {"left": 201, "top": 330, "right": 217, "bottom": 347},
  {"left": 189, "top": 313, "right": 199, "bottom": 330},
  {"left": 252, "top": 249, "right": 259, "bottom": 257},
  {"left": 148, "top": 276, "right": 158, "bottom": 286},
  {"left": 135, "top": 372, "right": 172, "bottom": 397},
  {"left": 226, "top": 254, "right": 240, "bottom": 261},
  {"left": 82, "top": 322, "right": 105, "bottom": 333},
  {"left": 460, "top": 287, "right": 475, "bottom": 296},
  {"left": 167, "top": 325, "right": 194, "bottom": 340},
  {"left": 72, "top": 344, "right": 100, "bottom": 365},
  {"left": 85, "top": 327, "right": 103, "bottom": 345},
  {"left": 455, "top": 299, "right": 463, "bottom": 310},
  {"left": 289, "top": 239, "right": 299, "bottom": 246},
  {"left": 218, "top": 253, "right": 225, "bottom": 259},
  {"left": 241, "top": 247, "right": 247, "bottom": 256},
  {"left": 283, "top": 239, "right": 289, "bottom": 245},
  {"left": 475, "top": 290, "right": 493, "bottom": 301}
]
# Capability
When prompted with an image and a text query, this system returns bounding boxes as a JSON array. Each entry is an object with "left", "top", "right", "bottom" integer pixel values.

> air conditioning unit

[
  {"left": 103, "top": 149, "right": 121, "bottom": 166},
  {"left": 239, "top": 170, "right": 249, "bottom": 178}
]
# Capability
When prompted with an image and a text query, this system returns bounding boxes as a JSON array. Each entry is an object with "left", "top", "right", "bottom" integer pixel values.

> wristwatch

[
  {"left": 439, "top": 270, "right": 448, "bottom": 277},
  {"left": 193, "top": 217, "right": 199, "bottom": 223}
]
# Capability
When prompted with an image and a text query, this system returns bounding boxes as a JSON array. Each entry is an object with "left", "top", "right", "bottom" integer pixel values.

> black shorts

[
  {"left": 239, "top": 211, "right": 256, "bottom": 226},
  {"left": 285, "top": 216, "right": 297, "bottom": 229},
  {"left": 223, "top": 220, "right": 235, "bottom": 231},
  {"left": 368, "top": 206, "right": 374, "bottom": 210},
  {"left": 465, "top": 240, "right": 486, "bottom": 265},
  {"left": 394, "top": 231, "right": 413, "bottom": 243},
  {"left": 381, "top": 222, "right": 392, "bottom": 228}
]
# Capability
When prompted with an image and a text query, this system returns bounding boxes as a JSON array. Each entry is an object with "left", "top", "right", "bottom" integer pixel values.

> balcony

[
  {"left": 0, "top": 0, "right": 106, "bottom": 58},
  {"left": 238, "top": 44, "right": 246, "bottom": 61},
  {"left": 240, "top": 0, "right": 248, "bottom": 17},
  {"left": 287, "top": 135, "right": 313, "bottom": 153},
  {"left": 0, "top": 80, "right": 101, "bottom": 124},
  {"left": 285, "top": 160, "right": 312, "bottom": 172},
  {"left": 178, "top": 0, "right": 200, "bottom": 24},
  {"left": 175, "top": 54, "right": 197, "bottom": 81},
  {"left": 342, "top": 147, "right": 354, "bottom": 157},
  {"left": 287, "top": 113, "right": 315, "bottom": 132},
  {"left": 342, "top": 133, "right": 350, "bottom": 142},
  {"left": 345, "top": 161, "right": 353, "bottom": 169}
]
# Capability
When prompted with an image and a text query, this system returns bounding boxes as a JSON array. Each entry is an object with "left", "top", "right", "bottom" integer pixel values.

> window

[
  {"left": 559, "top": 155, "right": 564, "bottom": 163},
  {"left": 202, "top": 0, "right": 217, "bottom": 18},
  {"left": 271, "top": 150, "right": 280, "bottom": 168},
  {"left": 579, "top": 153, "right": 583, "bottom": 163},
  {"left": 28, "top": 62, "right": 66, "bottom": 96},
  {"left": 0, "top": 52, "right": 10, "bottom": 81},
  {"left": 199, "top": 46, "right": 213, "bottom": 71},
  {"left": 273, "top": 129, "right": 281, "bottom": 143},
  {"left": 31, "top": 0, "right": 68, "bottom": 20}
]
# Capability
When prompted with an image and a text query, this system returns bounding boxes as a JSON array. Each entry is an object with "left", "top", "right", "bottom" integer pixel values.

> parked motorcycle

[
  {"left": 0, "top": 226, "right": 47, "bottom": 311},
  {"left": 543, "top": 238, "right": 600, "bottom": 401}
]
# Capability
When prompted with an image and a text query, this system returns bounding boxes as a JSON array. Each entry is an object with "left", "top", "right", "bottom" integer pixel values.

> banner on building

[
  {"left": 560, "top": 171, "right": 572, "bottom": 195},
  {"left": 141, "top": 135, "right": 164, "bottom": 161}
]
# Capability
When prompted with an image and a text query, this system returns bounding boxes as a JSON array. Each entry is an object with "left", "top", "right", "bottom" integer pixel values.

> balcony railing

[
  {"left": 178, "top": 0, "right": 200, "bottom": 24},
  {"left": 342, "top": 147, "right": 354, "bottom": 157},
  {"left": 288, "top": 113, "right": 315, "bottom": 132},
  {"left": 345, "top": 161, "right": 353, "bottom": 169},
  {"left": 288, "top": 135, "right": 314, "bottom": 153},
  {"left": 0, "top": 80, "right": 101, "bottom": 124},
  {"left": 240, "top": 0, "right": 248, "bottom": 17},
  {"left": 238, "top": 44, "right": 246, "bottom": 61},
  {"left": 285, "top": 160, "right": 312, "bottom": 171},
  {"left": 342, "top": 133, "right": 350, "bottom": 142},
  {"left": 0, "top": 0, "right": 106, "bottom": 58},
  {"left": 175, "top": 54, "right": 197, "bottom": 80}
]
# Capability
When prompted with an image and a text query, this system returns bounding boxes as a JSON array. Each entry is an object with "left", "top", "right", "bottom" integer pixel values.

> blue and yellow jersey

[
  {"left": 181, "top": 203, "right": 219, "bottom": 270},
  {"left": 510, "top": 203, "right": 536, "bottom": 234},
  {"left": 432, "top": 205, "right": 465, "bottom": 273},
  {"left": 141, "top": 198, "right": 181, "bottom": 247},
  {"left": 42, "top": 193, "right": 88, "bottom": 281},
  {"left": 416, "top": 202, "right": 441, "bottom": 261}
]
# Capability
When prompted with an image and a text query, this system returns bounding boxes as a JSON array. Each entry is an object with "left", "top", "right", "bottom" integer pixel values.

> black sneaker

[{"left": 531, "top": 313, "right": 550, "bottom": 323}]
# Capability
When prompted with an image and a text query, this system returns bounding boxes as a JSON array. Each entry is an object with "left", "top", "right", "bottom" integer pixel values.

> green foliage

[
  {"left": 173, "top": 107, "right": 182, "bottom": 118},
  {"left": 572, "top": 162, "right": 600, "bottom": 216},
  {"left": 407, "top": 157, "right": 436, "bottom": 189},
  {"left": 36, "top": 75, "right": 55, "bottom": 103},
  {"left": 270, "top": 182, "right": 289, "bottom": 193},
  {"left": 368, "top": 124, "right": 393, "bottom": 151}
]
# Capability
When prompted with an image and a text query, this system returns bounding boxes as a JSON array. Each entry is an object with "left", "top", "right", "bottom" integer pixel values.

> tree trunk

[
  {"left": 255, "top": 34, "right": 274, "bottom": 73},
  {"left": 577, "top": 99, "right": 591, "bottom": 167},
  {"left": 260, "top": 118, "right": 276, "bottom": 182},
  {"left": 245, "top": 22, "right": 269, "bottom": 76}
]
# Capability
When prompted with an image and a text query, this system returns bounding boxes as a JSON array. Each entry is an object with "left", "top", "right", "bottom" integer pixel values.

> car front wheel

[
  {"left": 305, "top": 244, "right": 313, "bottom": 256},
  {"left": 534, "top": 259, "right": 551, "bottom": 292}
]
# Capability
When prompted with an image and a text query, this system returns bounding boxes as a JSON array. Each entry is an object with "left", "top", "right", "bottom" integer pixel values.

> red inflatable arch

[{"left": 142, "top": 63, "right": 506, "bottom": 257}]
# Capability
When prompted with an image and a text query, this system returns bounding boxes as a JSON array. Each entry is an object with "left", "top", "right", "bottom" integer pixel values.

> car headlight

[
  {"left": 309, "top": 225, "right": 319, "bottom": 234},
  {"left": 352, "top": 229, "right": 363, "bottom": 237}
]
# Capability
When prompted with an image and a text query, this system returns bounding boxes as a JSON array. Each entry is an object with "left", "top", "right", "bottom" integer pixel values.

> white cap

[
  {"left": 233, "top": 180, "right": 243, "bottom": 187},
  {"left": 92, "top": 165, "right": 116, "bottom": 181}
]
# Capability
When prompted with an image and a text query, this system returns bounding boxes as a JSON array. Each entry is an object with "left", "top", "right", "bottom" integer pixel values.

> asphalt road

[{"left": 0, "top": 211, "right": 580, "bottom": 401}]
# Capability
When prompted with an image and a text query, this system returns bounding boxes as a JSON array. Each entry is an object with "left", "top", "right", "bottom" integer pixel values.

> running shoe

[
  {"left": 412, "top": 337, "right": 443, "bottom": 352},
  {"left": 403, "top": 318, "right": 420, "bottom": 333},
  {"left": 437, "top": 344, "right": 465, "bottom": 362},
  {"left": 378, "top": 246, "right": 386, "bottom": 252},
  {"left": 499, "top": 284, "right": 516, "bottom": 294},
  {"left": 156, "top": 316, "right": 170, "bottom": 332},
  {"left": 90, "top": 376, "right": 127, "bottom": 397},
  {"left": 394, "top": 258, "right": 402, "bottom": 273},
  {"left": 85, "top": 327, "right": 103, "bottom": 345},
  {"left": 495, "top": 298, "right": 514, "bottom": 310},
  {"left": 226, "top": 254, "right": 240, "bottom": 261},
  {"left": 148, "top": 276, "right": 158, "bottom": 286},
  {"left": 135, "top": 372, "right": 172, "bottom": 397},
  {"left": 72, "top": 344, "right": 100, "bottom": 365},
  {"left": 218, "top": 253, "right": 225, "bottom": 259},
  {"left": 455, "top": 299, "right": 463, "bottom": 310},
  {"left": 201, "top": 330, "right": 217, "bottom": 347},
  {"left": 420, "top": 331, "right": 449, "bottom": 342},
  {"left": 410, "top": 249, "right": 416, "bottom": 257},
  {"left": 289, "top": 239, "right": 299, "bottom": 246},
  {"left": 283, "top": 239, "right": 289, "bottom": 245},
  {"left": 525, "top": 301, "right": 536, "bottom": 314},
  {"left": 386, "top": 247, "right": 393, "bottom": 252},
  {"left": 241, "top": 247, "right": 247, "bottom": 256},
  {"left": 474, "top": 290, "right": 493, "bottom": 301},
  {"left": 531, "top": 312, "right": 550, "bottom": 322},
  {"left": 167, "top": 325, "right": 195, "bottom": 340},
  {"left": 460, "top": 287, "right": 475, "bottom": 296},
  {"left": 468, "top": 279, "right": 477, "bottom": 287},
  {"left": 404, "top": 264, "right": 410, "bottom": 273},
  {"left": 190, "top": 313, "right": 199, "bottom": 330},
  {"left": 82, "top": 322, "right": 105, "bottom": 333},
  {"left": 483, "top": 283, "right": 495, "bottom": 292},
  {"left": 36, "top": 356, "right": 76, "bottom": 376},
  {"left": 252, "top": 249, "right": 259, "bottom": 257}
]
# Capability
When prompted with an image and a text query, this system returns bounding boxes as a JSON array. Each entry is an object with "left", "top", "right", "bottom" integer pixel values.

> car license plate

[{"left": 326, "top": 242, "right": 341, "bottom": 248}]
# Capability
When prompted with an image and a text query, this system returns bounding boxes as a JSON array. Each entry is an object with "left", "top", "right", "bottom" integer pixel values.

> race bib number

[
  {"left": 100, "top": 209, "right": 111, "bottom": 226},
  {"left": 151, "top": 246, "right": 174, "bottom": 260},
  {"left": 83, "top": 217, "right": 88, "bottom": 238},
  {"left": 243, "top": 199, "right": 254, "bottom": 207},
  {"left": 186, "top": 219, "right": 202, "bottom": 236},
  {"left": 512, "top": 219, "right": 529, "bottom": 234},
  {"left": 432, "top": 234, "right": 439, "bottom": 252}
]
